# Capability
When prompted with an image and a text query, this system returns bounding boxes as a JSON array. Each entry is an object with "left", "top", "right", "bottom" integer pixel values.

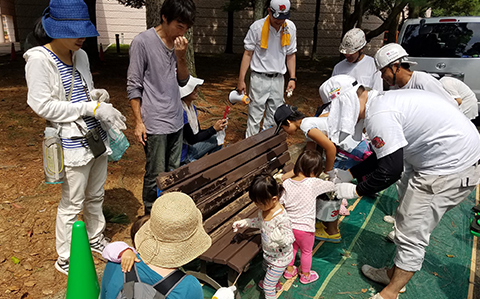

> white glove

[
  {"left": 232, "top": 219, "right": 249, "bottom": 232},
  {"left": 94, "top": 102, "right": 127, "bottom": 131},
  {"left": 212, "top": 286, "right": 236, "bottom": 299},
  {"left": 327, "top": 169, "right": 353, "bottom": 183},
  {"left": 90, "top": 89, "right": 110, "bottom": 103},
  {"left": 335, "top": 183, "right": 358, "bottom": 199},
  {"left": 269, "top": 227, "right": 286, "bottom": 247},
  {"left": 273, "top": 170, "right": 283, "bottom": 183}
]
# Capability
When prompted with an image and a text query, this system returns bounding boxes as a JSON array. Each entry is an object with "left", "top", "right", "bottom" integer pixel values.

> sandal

[{"left": 284, "top": 266, "right": 298, "bottom": 279}]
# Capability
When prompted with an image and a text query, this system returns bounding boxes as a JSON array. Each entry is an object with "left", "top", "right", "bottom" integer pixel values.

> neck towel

[
  {"left": 327, "top": 87, "right": 363, "bottom": 145},
  {"left": 260, "top": 15, "right": 290, "bottom": 49},
  {"left": 182, "top": 101, "right": 199, "bottom": 135}
]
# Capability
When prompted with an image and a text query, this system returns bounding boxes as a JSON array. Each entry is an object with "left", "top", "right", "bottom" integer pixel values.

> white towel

[
  {"left": 327, "top": 87, "right": 362, "bottom": 145},
  {"left": 182, "top": 102, "right": 199, "bottom": 135}
]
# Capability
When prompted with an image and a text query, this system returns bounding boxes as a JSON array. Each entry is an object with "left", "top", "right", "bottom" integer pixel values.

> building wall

[
  {"left": 1, "top": 0, "right": 18, "bottom": 42},
  {"left": 96, "top": 0, "right": 146, "bottom": 47}
]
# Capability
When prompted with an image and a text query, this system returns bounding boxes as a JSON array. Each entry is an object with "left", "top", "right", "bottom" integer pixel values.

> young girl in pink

[{"left": 280, "top": 150, "right": 335, "bottom": 283}]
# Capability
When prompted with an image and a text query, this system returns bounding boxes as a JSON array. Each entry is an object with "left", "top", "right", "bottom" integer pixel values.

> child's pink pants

[{"left": 288, "top": 229, "right": 314, "bottom": 274}]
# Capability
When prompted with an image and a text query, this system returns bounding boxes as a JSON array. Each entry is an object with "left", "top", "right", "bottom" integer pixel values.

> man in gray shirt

[{"left": 127, "top": 0, "right": 196, "bottom": 214}]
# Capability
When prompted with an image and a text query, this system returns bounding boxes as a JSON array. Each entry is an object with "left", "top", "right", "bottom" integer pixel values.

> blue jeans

[
  {"left": 142, "top": 129, "right": 183, "bottom": 214},
  {"left": 184, "top": 134, "right": 222, "bottom": 164}
]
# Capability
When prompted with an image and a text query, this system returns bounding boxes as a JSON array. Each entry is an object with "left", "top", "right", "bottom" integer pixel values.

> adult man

[
  {"left": 332, "top": 28, "right": 382, "bottom": 91},
  {"left": 127, "top": 0, "right": 195, "bottom": 214},
  {"left": 237, "top": 0, "right": 297, "bottom": 138},
  {"left": 440, "top": 76, "right": 479, "bottom": 120},
  {"left": 374, "top": 43, "right": 457, "bottom": 106},
  {"left": 320, "top": 75, "right": 480, "bottom": 299}
]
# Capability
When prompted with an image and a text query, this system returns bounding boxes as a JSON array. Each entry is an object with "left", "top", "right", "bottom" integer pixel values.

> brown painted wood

[
  {"left": 227, "top": 234, "right": 262, "bottom": 273},
  {"left": 156, "top": 128, "right": 282, "bottom": 189}
]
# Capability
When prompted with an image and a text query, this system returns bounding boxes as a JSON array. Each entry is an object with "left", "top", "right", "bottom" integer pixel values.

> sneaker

[
  {"left": 383, "top": 215, "right": 395, "bottom": 224},
  {"left": 299, "top": 270, "right": 319, "bottom": 284},
  {"left": 284, "top": 266, "right": 298, "bottom": 279},
  {"left": 55, "top": 259, "right": 69, "bottom": 275},
  {"left": 386, "top": 230, "right": 395, "bottom": 242},
  {"left": 315, "top": 224, "right": 341, "bottom": 243},
  {"left": 258, "top": 280, "right": 282, "bottom": 292},
  {"left": 90, "top": 236, "right": 110, "bottom": 254},
  {"left": 361, "top": 265, "right": 406, "bottom": 293}
]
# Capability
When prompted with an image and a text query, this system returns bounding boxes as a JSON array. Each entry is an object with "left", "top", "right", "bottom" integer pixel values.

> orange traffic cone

[
  {"left": 99, "top": 43, "right": 104, "bottom": 62},
  {"left": 10, "top": 43, "right": 16, "bottom": 61}
]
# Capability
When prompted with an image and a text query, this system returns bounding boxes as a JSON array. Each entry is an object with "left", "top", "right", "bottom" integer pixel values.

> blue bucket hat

[{"left": 42, "top": 0, "right": 99, "bottom": 39}]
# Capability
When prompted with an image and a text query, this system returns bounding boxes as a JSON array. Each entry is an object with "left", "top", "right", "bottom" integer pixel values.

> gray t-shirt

[{"left": 127, "top": 27, "right": 184, "bottom": 135}]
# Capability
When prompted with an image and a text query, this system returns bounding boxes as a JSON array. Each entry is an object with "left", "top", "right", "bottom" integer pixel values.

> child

[
  {"left": 280, "top": 150, "right": 335, "bottom": 283},
  {"left": 273, "top": 104, "right": 371, "bottom": 243},
  {"left": 232, "top": 174, "right": 295, "bottom": 299}
]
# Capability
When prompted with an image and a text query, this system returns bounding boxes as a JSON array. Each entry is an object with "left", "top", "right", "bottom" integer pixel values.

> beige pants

[{"left": 393, "top": 163, "right": 480, "bottom": 272}]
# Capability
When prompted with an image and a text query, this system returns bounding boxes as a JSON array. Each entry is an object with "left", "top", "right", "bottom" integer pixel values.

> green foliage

[
  {"left": 224, "top": 0, "right": 253, "bottom": 12},
  {"left": 117, "top": 0, "right": 144, "bottom": 9},
  {"left": 430, "top": 0, "right": 480, "bottom": 16}
]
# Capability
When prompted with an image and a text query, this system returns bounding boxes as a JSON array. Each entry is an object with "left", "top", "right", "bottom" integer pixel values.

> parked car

[{"left": 397, "top": 16, "right": 480, "bottom": 114}]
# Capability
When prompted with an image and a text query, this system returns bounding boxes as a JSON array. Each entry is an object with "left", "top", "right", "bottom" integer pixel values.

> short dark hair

[
  {"left": 131, "top": 215, "right": 150, "bottom": 248},
  {"left": 294, "top": 150, "right": 323, "bottom": 177},
  {"left": 249, "top": 173, "right": 284, "bottom": 206},
  {"left": 281, "top": 107, "right": 305, "bottom": 126},
  {"left": 33, "top": 17, "right": 53, "bottom": 45},
  {"left": 160, "top": 0, "right": 196, "bottom": 27}
]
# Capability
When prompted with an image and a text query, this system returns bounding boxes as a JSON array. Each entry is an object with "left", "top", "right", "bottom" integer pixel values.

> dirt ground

[{"left": 0, "top": 48, "right": 478, "bottom": 299}]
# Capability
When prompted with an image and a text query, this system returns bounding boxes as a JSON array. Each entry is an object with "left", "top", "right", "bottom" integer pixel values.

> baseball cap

[
  {"left": 274, "top": 104, "right": 294, "bottom": 134},
  {"left": 270, "top": 0, "right": 291, "bottom": 20}
]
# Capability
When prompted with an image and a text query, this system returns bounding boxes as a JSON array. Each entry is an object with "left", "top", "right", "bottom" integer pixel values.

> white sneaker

[
  {"left": 383, "top": 215, "right": 395, "bottom": 224},
  {"left": 387, "top": 230, "right": 395, "bottom": 242},
  {"left": 55, "top": 259, "right": 69, "bottom": 275},
  {"left": 361, "top": 265, "right": 406, "bottom": 293},
  {"left": 90, "top": 236, "right": 110, "bottom": 254},
  {"left": 369, "top": 293, "right": 398, "bottom": 299}
]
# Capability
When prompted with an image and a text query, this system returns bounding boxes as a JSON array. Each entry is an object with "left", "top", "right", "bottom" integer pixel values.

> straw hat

[
  {"left": 42, "top": 0, "right": 99, "bottom": 39},
  {"left": 135, "top": 192, "right": 211, "bottom": 268}
]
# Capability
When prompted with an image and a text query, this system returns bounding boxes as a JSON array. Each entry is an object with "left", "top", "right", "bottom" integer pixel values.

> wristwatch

[{"left": 289, "top": 77, "right": 297, "bottom": 81}]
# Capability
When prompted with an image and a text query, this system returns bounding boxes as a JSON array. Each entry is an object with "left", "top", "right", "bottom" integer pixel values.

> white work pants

[
  {"left": 393, "top": 163, "right": 480, "bottom": 272},
  {"left": 56, "top": 155, "right": 108, "bottom": 261},
  {"left": 246, "top": 72, "right": 285, "bottom": 138}
]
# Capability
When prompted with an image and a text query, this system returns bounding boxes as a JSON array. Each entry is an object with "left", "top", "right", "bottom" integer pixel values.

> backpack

[{"left": 118, "top": 264, "right": 186, "bottom": 299}]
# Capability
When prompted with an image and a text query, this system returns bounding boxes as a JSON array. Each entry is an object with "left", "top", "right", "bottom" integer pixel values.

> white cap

[
  {"left": 339, "top": 28, "right": 367, "bottom": 55},
  {"left": 180, "top": 76, "right": 204, "bottom": 98},
  {"left": 319, "top": 74, "right": 359, "bottom": 104},
  {"left": 374, "top": 43, "right": 418, "bottom": 70},
  {"left": 269, "top": 0, "right": 291, "bottom": 19}
]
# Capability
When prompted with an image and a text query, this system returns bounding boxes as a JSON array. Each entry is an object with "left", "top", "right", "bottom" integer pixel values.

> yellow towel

[{"left": 260, "top": 15, "right": 291, "bottom": 49}]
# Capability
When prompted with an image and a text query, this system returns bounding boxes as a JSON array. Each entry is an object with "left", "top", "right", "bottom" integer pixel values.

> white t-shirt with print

[
  {"left": 365, "top": 89, "right": 480, "bottom": 175},
  {"left": 401, "top": 71, "right": 457, "bottom": 107},
  {"left": 332, "top": 55, "right": 383, "bottom": 91},
  {"left": 440, "top": 76, "right": 479, "bottom": 120},
  {"left": 300, "top": 117, "right": 360, "bottom": 152},
  {"left": 244, "top": 17, "right": 297, "bottom": 74}
]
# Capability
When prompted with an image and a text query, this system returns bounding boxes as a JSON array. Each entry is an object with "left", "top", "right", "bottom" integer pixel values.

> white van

[{"left": 397, "top": 17, "right": 480, "bottom": 112}]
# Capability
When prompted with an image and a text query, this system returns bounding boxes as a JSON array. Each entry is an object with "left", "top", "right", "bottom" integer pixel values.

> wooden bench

[{"left": 156, "top": 128, "right": 293, "bottom": 290}]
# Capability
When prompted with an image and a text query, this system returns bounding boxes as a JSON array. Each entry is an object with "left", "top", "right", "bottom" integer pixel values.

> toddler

[
  {"left": 280, "top": 150, "right": 335, "bottom": 283},
  {"left": 232, "top": 174, "right": 295, "bottom": 299}
]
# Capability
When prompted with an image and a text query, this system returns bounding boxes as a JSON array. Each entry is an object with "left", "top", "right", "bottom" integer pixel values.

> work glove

[
  {"left": 273, "top": 170, "right": 283, "bottom": 184},
  {"left": 232, "top": 219, "right": 249, "bottom": 232},
  {"left": 269, "top": 227, "right": 286, "bottom": 247},
  {"left": 212, "top": 286, "right": 236, "bottom": 299},
  {"left": 335, "top": 183, "right": 358, "bottom": 199},
  {"left": 94, "top": 102, "right": 127, "bottom": 131},
  {"left": 90, "top": 89, "right": 110, "bottom": 103},
  {"left": 327, "top": 169, "right": 353, "bottom": 183}
]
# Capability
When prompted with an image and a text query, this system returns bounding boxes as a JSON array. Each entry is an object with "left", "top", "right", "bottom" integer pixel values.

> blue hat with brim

[{"left": 42, "top": 0, "right": 99, "bottom": 39}]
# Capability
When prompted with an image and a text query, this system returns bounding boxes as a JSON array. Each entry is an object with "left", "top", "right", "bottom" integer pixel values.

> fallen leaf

[
  {"left": 11, "top": 203, "right": 23, "bottom": 209},
  {"left": 347, "top": 272, "right": 351, "bottom": 275},
  {"left": 361, "top": 288, "right": 367, "bottom": 293},
  {"left": 8, "top": 285, "right": 19, "bottom": 293},
  {"left": 20, "top": 292, "right": 29, "bottom": 299},
  {"left": 433, "top": 272, "right": 439, "bottom": 276},
  {"left": 446, "top": 254, "right": 455, "bottom": 258},
  {"left": 24, "top": 281, "right": 35, "bottom": 287},
  {"left": 23, "top": 263, "right": 33, "bottom": 271},
  {"left": 352, "top": 263, "right": 357, "bottom": 266},
  {"left": 42, "top": 289, "right": 53, "bottom": 295},
  {"left": 27, "top": 230, "right": 33, "bottom": 237},
  {"left": 11, "top": 256, "right": 20, "bottom": 264}
]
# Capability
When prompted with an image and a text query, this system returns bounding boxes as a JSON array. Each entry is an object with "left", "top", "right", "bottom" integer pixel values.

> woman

[{"left": 24, "top": 0, "right": 126, "bottom": 275}]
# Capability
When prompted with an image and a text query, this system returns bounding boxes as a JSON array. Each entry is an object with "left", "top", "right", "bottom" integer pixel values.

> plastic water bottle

[
  {"left": 43, "top": 127, "right": 65, "bottom": 184},
  {"left": 107, "top": 127, "right": 129, "bottom": 162}
]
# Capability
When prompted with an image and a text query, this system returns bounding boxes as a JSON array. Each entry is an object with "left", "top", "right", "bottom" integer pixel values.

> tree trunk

[
  {"left": 145, "top": 0, "right": 196, "bottom": 76},
  {"left": 83, "top": 0, "right": 99, "bottom": 66},
  {"left": 254, "top": 0, "right": 267, "bottom": 20},
  {"left": 225, "top": 8, "right": 234, "bottom": 54},
  {"left": 365, "top": 0, "right": 408, "bottom": 42},
  {"left": 311, "top": 0, "right": 321, "bottom": 57}
]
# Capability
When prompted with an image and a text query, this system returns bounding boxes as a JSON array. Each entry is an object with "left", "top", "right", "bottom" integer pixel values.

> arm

[
  {"left": 174, "top": 36, "right": 189, "bottom": 82},
  {"left": 130, "top": 98, "right": 147, "bottom": 146},
  {"left": 101, "top": 241, "right": 137, "bottom": 263},
  {"left": 349, "top": 151, "right": 378, "bottom": 179},
  {"left": 307, "top": 128, "right": 336, "bottom": 172},
  {"left": 183, "top": 122, "right": 216, "bottom": 144},
  {"left": 286, "top": 53, "right": 296, "bottom": 92},
  {"left": 355, "top": 148, "right": 404, "bottom": 196},
  {"left": 237, "top": 50, "right": 253, "bottom": 93},
  {"left": 232, "top": 217, "right": 261, "bottom": 232}
]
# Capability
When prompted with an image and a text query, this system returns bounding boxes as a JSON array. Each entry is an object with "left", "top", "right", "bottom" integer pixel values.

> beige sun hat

[{"left": 134, "top": 192, "right": 212, "bottom": 268}]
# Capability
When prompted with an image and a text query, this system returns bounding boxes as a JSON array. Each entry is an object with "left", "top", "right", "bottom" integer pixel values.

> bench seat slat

[{"left": 227, "top": 234, "right": 262, "bottom": 273}]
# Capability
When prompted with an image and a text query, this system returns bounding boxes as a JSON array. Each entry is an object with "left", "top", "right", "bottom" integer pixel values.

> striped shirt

[{"left": 45, "top": 48, "right": 107, "bottom": 150}]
